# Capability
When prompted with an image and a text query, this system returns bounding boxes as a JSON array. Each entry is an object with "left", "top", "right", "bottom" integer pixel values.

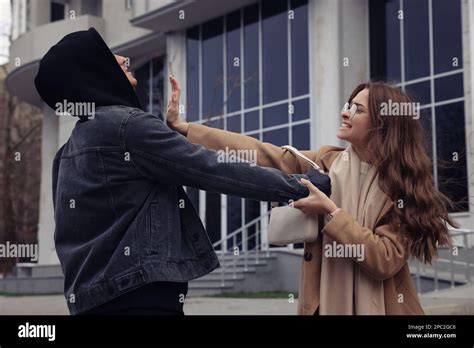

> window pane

[
  {"left": 248, "top": 133, "right": 260, "bottom": 140},
  {"left": 227, "top": 115, "right": 241, "bottom": 133},
  {"left": 405, "top": 81, "right": 431, "bottom": 106},
  {"left": 404, "top": 0, "right": 429, "bottom": 80},
  {"left": 227, "top": 195, "right": 242, "bottom": 249},
  {"left": 263, "top": 127, "right": 289, "bottom": 146},
  {"left": 263, "top": 103, "right": 288, "bottom": 128},
  {"left": 244, "top": 4, "right": 259, "bottom": 108},
  {"left": 202, "top": 17, "right": 224, "bottom": 118},
  {"left": 244, "top": 110, "right": 259, "bottom": 132},
  {"left": 291, "top": 98, "right": 310, "bottom": 121},
  {"left": 369, "top": 0, "right": 401, "bottom": 82},
  {"left": 134, "top": 61, "right": 150, "bottom": 112},
  {"left": 418, "top": 108, "right": 433, "bottom": 159},
  {"left": 434, "top": 73, "right": 464, "bottom": 102},
  {"left": 226, "top": 10, "right": 242, "bottom": 113},
  {"left": 206, "top": 118, "right": 224, "bottom": 130},
  {"left": 433, "top": 0, "right": 462, "bottom": 74},
  {"left": 435, "top": 102, "right": 468, "bottom": 212},
  {"left": 262, "top": 0, "right": 288, "bottom": 104},
  {"left": 186, "top": 26, "right": 200, "bottom": 121},
  {"left": 51, "top": 2, "right": 65, "bottom": 22},
  {"left": 291, "top": 0, "right": 309, "bottom": 97},
  {"left": 206, "top": 192, "right": 221, "bottom": 244},
  {"left": 292, "top": 123, "right": 310, "bottom": 150},
  {"left": 245, "top": 199, "right": 260, "bottom": 250}
]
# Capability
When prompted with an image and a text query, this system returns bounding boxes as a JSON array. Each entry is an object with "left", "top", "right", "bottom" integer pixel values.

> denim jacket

[{"left": 52, "top": 105, "right": 330, "bottom": 314}]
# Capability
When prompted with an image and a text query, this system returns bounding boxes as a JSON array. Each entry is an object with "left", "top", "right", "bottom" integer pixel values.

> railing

[
  {"left": 212, "top": 211, "right": 272, "bottom": 287},
  {"left": 211, "top": 211, "right": 474, "bottom": 292},
  {"left": 411, "top": 228, "right": 474, "bottom": 294}
]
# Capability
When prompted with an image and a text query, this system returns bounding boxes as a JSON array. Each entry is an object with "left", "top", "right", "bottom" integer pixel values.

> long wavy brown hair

[{"left": 348, "top": 82, "right": 459, "bottom": 264}]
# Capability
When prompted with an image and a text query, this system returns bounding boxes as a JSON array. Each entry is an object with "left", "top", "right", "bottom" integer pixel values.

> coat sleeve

[
  {"left": 187, "top": 123, "right": 322, "bottom": 174},
  {"left": 321, "top": 209, "right": 407, "bottom": 281}
]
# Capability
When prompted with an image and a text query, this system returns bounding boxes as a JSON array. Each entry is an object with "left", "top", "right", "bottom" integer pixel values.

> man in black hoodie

[{"left": 34, "top": 27, "right": 330, "bottom": 315}]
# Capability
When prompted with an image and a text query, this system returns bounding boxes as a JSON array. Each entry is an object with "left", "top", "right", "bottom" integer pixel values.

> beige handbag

[{"left": 267, "top": 146, "right": 325, "bottom": 246}]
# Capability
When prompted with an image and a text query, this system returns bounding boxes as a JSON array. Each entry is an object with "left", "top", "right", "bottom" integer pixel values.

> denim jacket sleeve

[{"left": 123, "top": 111, "right": 327, "bottom": 202}]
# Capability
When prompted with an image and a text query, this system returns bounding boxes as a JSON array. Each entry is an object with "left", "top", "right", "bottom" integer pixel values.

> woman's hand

[
  {"left": 166, "top": 75, "right": 189, "bottom": 135},
  {"left": 293, "top": 178, "right": 339, "bottom": 215}
]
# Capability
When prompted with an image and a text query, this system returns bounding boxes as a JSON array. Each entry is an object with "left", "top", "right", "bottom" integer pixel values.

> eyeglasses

[{"left": 341, "top": 102, "right": 360, "bottom": 120}]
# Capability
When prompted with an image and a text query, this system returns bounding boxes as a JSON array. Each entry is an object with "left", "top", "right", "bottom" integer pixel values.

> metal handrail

[
  {"left": 411, "top": 228, "right": 474, "bottom": 293},
  {"left": 212, "top": 209, "right": 474, "bottom": 293},
  {"left": 212, "top": 210, "right": 274, "bottom": 287},
  {"left": 212, "top": 211, "right": 271, "bottom": 250}
]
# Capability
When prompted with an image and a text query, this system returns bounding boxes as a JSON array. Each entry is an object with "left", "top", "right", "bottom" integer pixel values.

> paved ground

[
  {"left": 419, "top": 283, "right": 474, "bottom": 315},
  {"left": 1, "top": 284, "right": 473, "bottom": 315},
  {"left": 0, "top": 295, "right": 298, "bottom": 315}
]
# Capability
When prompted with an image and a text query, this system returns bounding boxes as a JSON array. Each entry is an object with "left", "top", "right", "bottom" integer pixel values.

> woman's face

[{"left": 337, "top": 88, "right": 372, "bottom": 149}]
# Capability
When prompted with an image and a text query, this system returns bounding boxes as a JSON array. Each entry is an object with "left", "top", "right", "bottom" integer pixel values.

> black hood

[{"left": 34, "top": 27, "right": 141, "bottom": 113}]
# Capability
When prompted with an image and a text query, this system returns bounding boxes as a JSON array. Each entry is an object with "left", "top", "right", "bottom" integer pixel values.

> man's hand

[{"left": 166, "top": 75, "right": 189, "bottom": 135}]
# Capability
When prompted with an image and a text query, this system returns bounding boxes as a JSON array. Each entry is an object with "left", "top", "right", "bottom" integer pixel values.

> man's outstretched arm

[{"left": 123, "top": 111, "right": 331, "bottom": 203}]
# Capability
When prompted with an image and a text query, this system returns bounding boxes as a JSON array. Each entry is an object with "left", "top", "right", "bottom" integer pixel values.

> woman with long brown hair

[{"left": 166, "top": 77, "right": 458, "bottom": 315}]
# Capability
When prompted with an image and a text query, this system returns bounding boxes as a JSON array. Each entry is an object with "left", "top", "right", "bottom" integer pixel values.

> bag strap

[
  {"left": 282, "top": 145, "right": 325, "bottom": 173},
  {"left": 271, "top": 145, "right": 325, "bottom": 208}
]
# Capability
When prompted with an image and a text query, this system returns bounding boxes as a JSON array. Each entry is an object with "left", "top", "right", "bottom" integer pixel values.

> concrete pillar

[
  {"left": 37, "top": 105, "right": 59, "bottom": 265},
  {"left": 165, "top": 30, "right": 186, "bottom": 117},
  {"left": 308, "top": 0, "right": 369, "bottom": 150}
]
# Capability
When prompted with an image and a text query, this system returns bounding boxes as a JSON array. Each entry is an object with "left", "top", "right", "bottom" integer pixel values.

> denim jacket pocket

[{"left": 147, "top": 201, "right": 171, "bottom": 258}]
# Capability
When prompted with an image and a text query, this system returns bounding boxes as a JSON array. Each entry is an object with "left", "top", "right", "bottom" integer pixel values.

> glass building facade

[
  {"left": 136, "top": 0, "right": 468, "bottom": 247},
  {"left": 185, "top": 0, "right": 311, "bottom": 248},
  {"left": 370, "top": 0, "right": 468, "bottom": 212}
]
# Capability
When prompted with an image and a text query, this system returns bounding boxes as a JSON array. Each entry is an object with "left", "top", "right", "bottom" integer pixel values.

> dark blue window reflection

[
  {"left": 263, "top": 127, "right": 289, "bottom": 146},
  {"left": 206, "top": 192, "right": 221, "bottom": 245},
  {"left": 202, "top": 18, "right": 224, "bottom": 118},
  {"left": 262, "top": 0, "right": 288, "bottom": 104},
  {"left": 245, "top": 199, "right": 260, "bottom": 250},
  {"left": 433, "top": 0, "right": 462, "bottom": 74},
  {"left": 134, "top": 61, "right": 150, "bottom": 112},
  {"left": 248, "top": 133, "right": 260, "bottom": 140},
  {"left": 263, "top": 103, "right": 288, "bottom": 128},
  {"left": 292, "top": 123, "right": 310, "bottom": 150},
  {"left": 227, "top": 195, "right": 242, "bottom": 249},
  {"left": 205, "top": 118, "right": 224, "bottom": 130},
  {"left": 226, "top": 10, "right": 241, "bottom": 113},
  {"left": 244, "top": 4, "right": 259, "bottom": 108},
  {"left": 418, "top": 108, "right": 433, "bottom": 159},
  {"left": 405, "top": 81, "right": 431, "bottom": 105},
  {"left": 434, "top": 73, "right": 464, "bottom": 102},
  {"left": 134, "top": 57, "right": 165, "bottom": 118},
  {"left": 291, "top": 0, "right": 309, "bottom": 97},
  {"left": 227, "top": 115, "right": 241, "bottom": 133},
  {"left": 291, "top": 98, "right": 310, "bottom": 121},
  {"left": 404, "top": 0, "right": 429, "bottom": 80},
  {"left": 245, "top": 110, "right": 259, "bottom": 132},
  {"left": 369, "top": 0, "right": 401, "bottom": 82},
  {"left": 186, "top": 26, "right": 200, "bottom": 121},
  {"left": 435, "top": 102, "right": 468, "bottom": 212}
]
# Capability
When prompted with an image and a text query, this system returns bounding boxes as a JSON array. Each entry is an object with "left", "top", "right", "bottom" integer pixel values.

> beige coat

[{"left": 187, "top": 123, "right": 425, "bottom": 315}]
